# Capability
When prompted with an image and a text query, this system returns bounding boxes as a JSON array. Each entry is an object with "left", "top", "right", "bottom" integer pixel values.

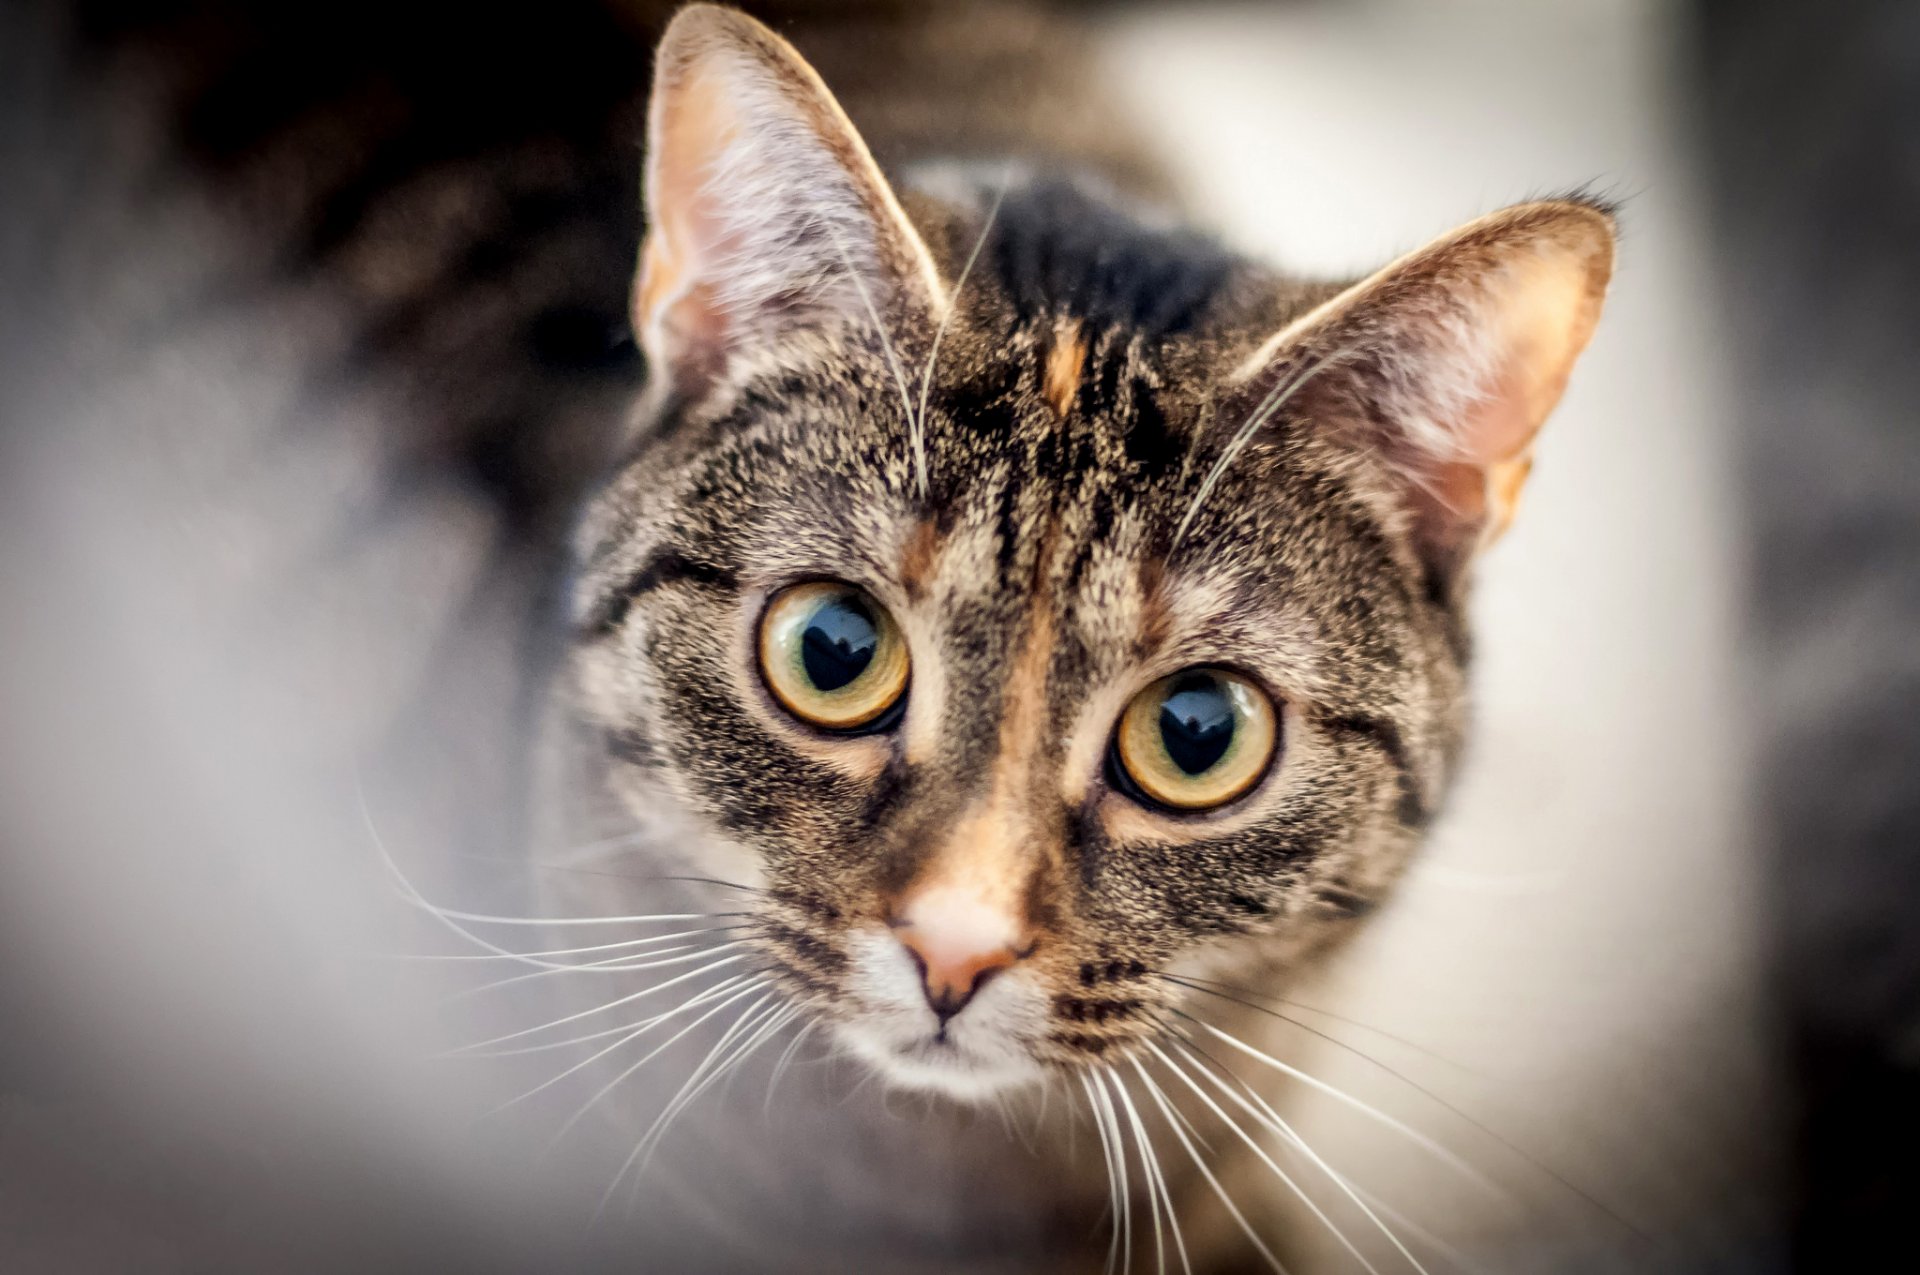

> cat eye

[
  {"left": 758, "top": 582, "right": 910, "bottom": 732},
  {"left": 1111, "top": 669, "right": 1278, "bottom": 811}
]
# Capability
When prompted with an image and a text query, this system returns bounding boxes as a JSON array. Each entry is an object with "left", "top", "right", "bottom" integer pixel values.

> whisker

[
  {"left": 1160, "top": 974, "right": 1473, "bottom": 1081},
  {"left": 622, "top": 1000, "right": 798, "bottom": 1210},
  {"left": 1130, "top": 1054, "right": 1287, "bottom": 1275},
  {"left": 763, "top": 1018, "right": 818, "bottom": 1119},
  {"left": 1006, "top": 1084, "right": 1043, "bottom": 1158},
  {"left": 445, "top": 940, "right": 748, "bottom": 1003},
  {"left": 991, "top": 1091, "right": 1019, "bottom": 1146},
  {"left": 407, "top": 903, "right": 733, "bottom": 931},
  {"left": 550, "top": 829, "right": 654, "bottom": 858},
  {"left": 458, "top": 973, "right": 757, "bottom": 1060},
  {"left": 820, "top": 216, "right": 923, "bottom": 498},
  {"left": 1152, "top": 1073, "right": 1217, "bottom": 1159},
  {"left": 1176, "top": 1005, "right": 1639, "bottom": 1238},
  {"left": 1184, "top": 1043, "right": 1517, "bottom": 1271},
  {"left": 1079, "top": 1072, "right": 1125, "bottom": 1275},
  {"left": 363, "top": 783, "right": 724, "bottom": 955},
  {"left": 436, "top": 848, "right": 661, "bottom": 881},
  {"left": 545, "top": 980, "right": 773, "bottom": 1156},
  {"left": 1130, "top": 1067, "right": 1194, "bottom": 1275},
  {"left": 485, "top": 974, "right": 759, "bottom": 1119},
  {"left": 431, "top": 846, "right": 775, "bottom": 895},
  {"left": 911, "top": 169, "right": 1012, "bottom": 497},
  {"left": 1166, "top": 1029, "right": 1444, "bottom": 1273},
  {"left": 653, "top": 874, "right": 767, "bottom": 896},
  {"left": 1172, "top": 348, "right": 1342, "bottom": 550},
  {"left": 1181, "top": 1037, "right": 1428, "bottom": 1267},
  {"left": 402, "top": 925, "right": 747, "bottom": 964},
  {"left": 1156, "top": 1040, "right": 1401, "bottom": 1275},
  {"left": 444, "top": 953, "right": 750, "bottom": 1053},
  {"left": 1314, "top": 1176, "right": 1475, "bottom": 1273},
  {"left": 1173, "top": 1011, "right": 1505, "bottom": 1200},
  {"left": 1090, "top": 1070, "right": 1134, "bottom": 1275},
  {"left": 1105, "top": 1070, "right": 1170, "bottom": 1275}
]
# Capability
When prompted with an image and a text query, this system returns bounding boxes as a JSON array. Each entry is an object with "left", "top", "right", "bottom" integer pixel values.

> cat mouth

[
  {"left": 896, "top": 1032, "right": 962, "bottom": 1061},
  {"left": 871, "top": 1036, "right": 1041, "bottom": 1099},
  {"left": 833, "top": 1013, "right": 1045, "bottom": 1100}
]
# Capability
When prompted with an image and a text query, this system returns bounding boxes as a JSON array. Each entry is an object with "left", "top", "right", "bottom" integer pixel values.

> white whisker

[
  {"left": 1317, "top": 1178, "right": 1473, "bottom": 1272},
  {"left": 1079, "top": 1072, "right": 1125, "bottom": 1275},
  {"left": 1131, "top": 1054, "right": 1287, "bottom": 1275},
  {"left": 1090, "top": 1070, "right": 1134, "bottom": 1274},
  {"left": 763, "top": 1018, "right": 818, "bottom": 1118},
  {"left": 485, "top": 974, "right": 758, "bottom": 1118},
  {"left": 1153, "top": 1040, "right": 1384, "bottom": 1273},
  {"left": 1004, "top": 1084, "right": 1043, "bottom": 1158},
  {"left": 1032, "top": 1077, "right": 1053, "bottom": 1148},
  {"left": 620, "top": 1000, "right": 798, "bottom": 1211},
  {"left": 1170, "top": 1040, "right": 1429, "bottom": 1275},
  {"left": 444, "top": 953, "right": 749, "bottom": 1054},
  {"left": 446, "top": 940, "right": 748, "bottom": 1002},
  {"left": 1172, "top": 349, "right": 1340, "bottom": 550},
  {"left": 360, "top": 786, "right": 738, "bottom": 987},
  {"left": 1127, "top": 1066, "right": 1194, "bottom": 1275},
  {"left": 1179, "top": 1014, "right": 1504, "bottom": 1199},
  {"left": 401, "top": 925, "right": 746, "bottom": 964},
  {"left": 820, "top": 217, "right": 922, "bottom": 495},
  {"left": 1105, "top": 1070, "right": 1167, "bottom": 1275},
  {"left": 911, "top": 171, "right": 1012, "bottom": 497},
  {"left": 459, "top": 973, "right": 756, "bottom": 1060},
  {"left": 408, "top": 902, "right": 727, "bottom": 930},
  {"left": 545, "top": 980, "right": 773, "bottom": 1157}
]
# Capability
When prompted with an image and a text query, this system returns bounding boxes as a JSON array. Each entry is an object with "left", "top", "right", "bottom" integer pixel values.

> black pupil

[
  {"left": 800, "top": 595, "right": 879, "bottom": 692},
  {"left": 1159, "top": 675, "right": 1236, "bottom": 775}
]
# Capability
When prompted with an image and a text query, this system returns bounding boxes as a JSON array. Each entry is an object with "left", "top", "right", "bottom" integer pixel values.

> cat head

[{"left": 567, "top": 5, "right": 1614, "bottom": 1100}]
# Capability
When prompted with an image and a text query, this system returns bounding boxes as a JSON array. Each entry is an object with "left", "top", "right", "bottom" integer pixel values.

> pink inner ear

[
  {"left": 634, "top": 66, "right": 747, "bottom": 373},
  {"left": 1408, "top": 244, "right": 1607, "bottom": 555},
  {"left": 1392, "top": 344, "right": 1530, "bottom": 527},
  {"left": 1463, "top": 343, "right": 1549, "bottom": 468}
]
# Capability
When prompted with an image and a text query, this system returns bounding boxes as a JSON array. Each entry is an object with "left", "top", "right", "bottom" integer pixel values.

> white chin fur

[{"left": 832, "top": 930, "right": 1048, "bottom": 1103}]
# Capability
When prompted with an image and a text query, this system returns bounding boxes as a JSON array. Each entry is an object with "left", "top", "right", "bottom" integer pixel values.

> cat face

[{"left": 566, "top": 5, "right": 1613, "bottom": 1101}]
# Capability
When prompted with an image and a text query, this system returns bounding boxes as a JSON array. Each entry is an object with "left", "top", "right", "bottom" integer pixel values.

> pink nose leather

[{"left": 891, "top": 886, "right": 1031, "bottom": 1023}]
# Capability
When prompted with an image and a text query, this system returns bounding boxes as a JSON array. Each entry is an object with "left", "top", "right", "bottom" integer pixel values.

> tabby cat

[{"left": 525, "top": 4, "right": 1616, "bottom": 1270}]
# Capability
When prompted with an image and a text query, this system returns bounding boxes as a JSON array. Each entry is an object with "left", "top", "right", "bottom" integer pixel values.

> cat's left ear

[
  {"left": 635, "top": 5, "right": 946, "bottom": 402},
  {"left": 1237, "top": 199, "right": 1615, "bottom": 583}
]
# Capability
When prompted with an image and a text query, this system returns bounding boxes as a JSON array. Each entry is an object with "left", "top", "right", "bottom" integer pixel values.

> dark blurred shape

[{"left": 1693, "top": 0, "right": 1920, "bottom": 1264}]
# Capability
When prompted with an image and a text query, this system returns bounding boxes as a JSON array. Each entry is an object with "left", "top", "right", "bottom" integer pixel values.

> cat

[{"left": 514, "top": 5, "right": 1616, "bottom": 1270}]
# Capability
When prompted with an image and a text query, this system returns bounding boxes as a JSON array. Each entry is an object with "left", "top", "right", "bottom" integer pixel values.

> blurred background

[{"left": 2, "top": 0, "right": 1915, "bottom": 1270}]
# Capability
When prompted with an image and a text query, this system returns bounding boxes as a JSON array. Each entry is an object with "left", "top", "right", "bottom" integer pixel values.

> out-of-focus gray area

[{"left": 1693, "top": 0, "right": 1920, "bottom": 1264}]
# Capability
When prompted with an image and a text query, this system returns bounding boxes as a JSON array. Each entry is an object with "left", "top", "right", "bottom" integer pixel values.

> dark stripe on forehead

[
  {"left": 578, "top": 549, "right": 737, "bottom": 639},
  {"left": 988, "top": 179, "right": 1235, "bottom": 335},
  {"left": 1122, "top": 380, "right": 1183, "bottom": 484}
]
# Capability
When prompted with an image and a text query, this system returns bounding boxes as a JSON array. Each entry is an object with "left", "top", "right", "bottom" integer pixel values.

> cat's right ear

[{"left": 635, "top": 5, "right": 945, "bottom": 403}]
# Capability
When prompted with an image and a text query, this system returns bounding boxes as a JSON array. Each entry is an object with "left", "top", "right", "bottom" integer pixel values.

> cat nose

[{"left": 890, "top": 886, "right": 1032, "bottom": 1024}]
